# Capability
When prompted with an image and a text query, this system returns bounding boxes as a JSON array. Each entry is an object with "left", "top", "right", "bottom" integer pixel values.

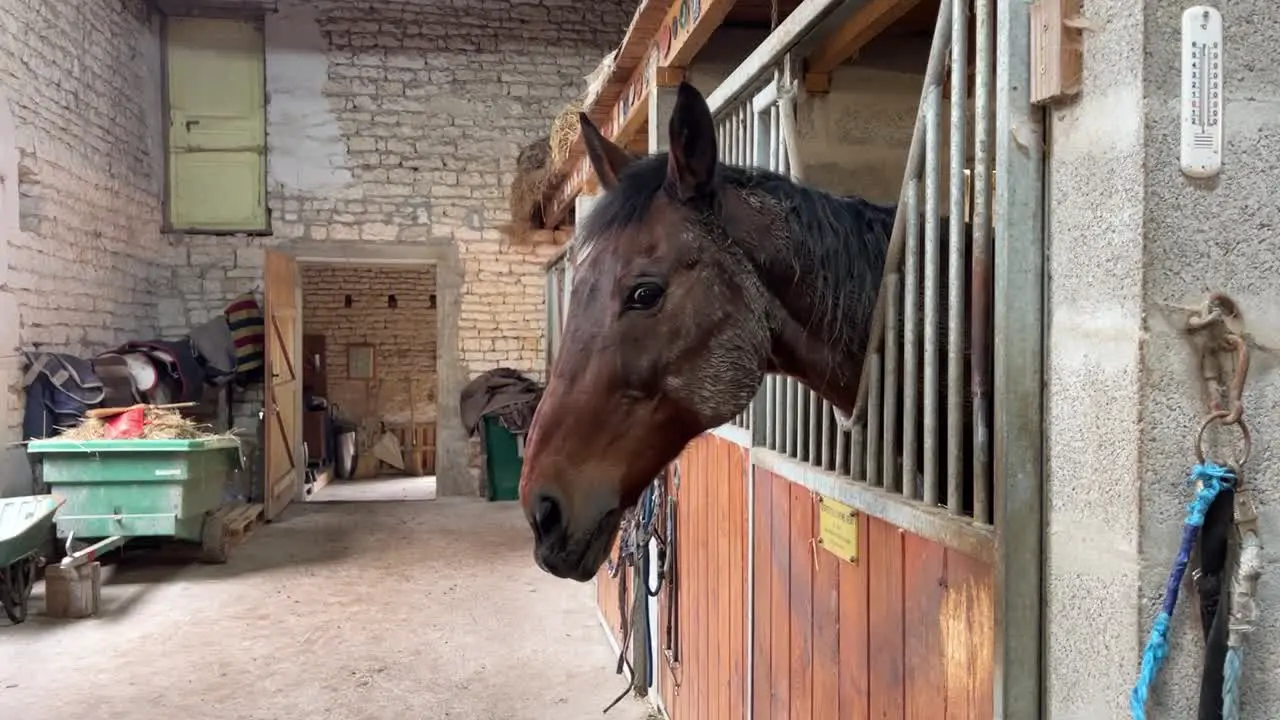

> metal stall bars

[
  {"left": 708, "top": 0, "right": 1003, "bottom": 527},
  {"left": 710, "top": 68, "right": 826, "bottom": 463}
]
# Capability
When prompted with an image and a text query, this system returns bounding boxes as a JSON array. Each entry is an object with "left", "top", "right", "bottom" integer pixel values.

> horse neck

[{"left": 743, "top": 189, "right": 893, "bottom": 412}]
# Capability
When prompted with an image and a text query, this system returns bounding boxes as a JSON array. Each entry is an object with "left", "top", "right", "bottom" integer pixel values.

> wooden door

[{"left": 264, "top": 250, "right": 302, "bottom": 520}]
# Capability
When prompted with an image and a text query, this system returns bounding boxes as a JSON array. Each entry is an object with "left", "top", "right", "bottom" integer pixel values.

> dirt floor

[{"left": 0, "top": 498, "right": 654, "bottom": 720}]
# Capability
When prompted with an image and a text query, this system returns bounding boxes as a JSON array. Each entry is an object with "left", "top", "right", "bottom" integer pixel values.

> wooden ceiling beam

[{"left": 803, "top": 0, "right": 923, "bottom": 93}]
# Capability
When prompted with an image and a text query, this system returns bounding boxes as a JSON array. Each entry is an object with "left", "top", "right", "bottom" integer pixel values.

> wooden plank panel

[
  {"left": 752, "top": 466, "right": 774, "bottom": 719},
  {"left": 658, "top": 465, "right": 676, "bottom": 717},
  {"left": 737, "top": 443, "right": 747, "bottom": 717},
  {"left": 812, "top": 499, "right": 842, "bottom": 720},
  {"left": 715, "top": 441, "right": 728, "bottom": 720},
  {"left": 904, "top": 533, "right": 948, "bottom": 719},
  {"left": 839, "top": 513, "right": 870, "bottom": 720},
  {"left": 943, "top": 551, "right": 996, "bottom": 720},
  {"left": 697, "top": 438, "right": 710, "bottom": 720},
  {"left": 770, "top": 472, "right": 792, "bottom": 720},
  {"left": 727, "top": 443, "right": 747, "bottom": 717},
  {"left": 867, "top": 517, "right": 905, "bottom": 720},
  {"left": 789, "top": 484, "right": 815, "bottom": 720},
  {"left": 676, "top": 448, "right": 692, "bottom": 720}
]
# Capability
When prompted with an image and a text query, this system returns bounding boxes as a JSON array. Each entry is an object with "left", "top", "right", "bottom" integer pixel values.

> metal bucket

[{"left": 336, "top": 430, "right": 357, "bottom": 479}]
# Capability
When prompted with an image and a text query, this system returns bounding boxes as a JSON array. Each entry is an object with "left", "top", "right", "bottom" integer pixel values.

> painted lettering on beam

[{"left": 657, "top": 0, "right": 703, "bottom": 64}]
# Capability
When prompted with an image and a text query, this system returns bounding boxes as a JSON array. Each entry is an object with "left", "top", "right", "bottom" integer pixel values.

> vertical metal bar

[
  {"left": 849, "top": 424, "right": 864, "bottom": 482},
  {"left": 994, "top": 0, "right": 1044, "bottom": 713},
  {"left": 808, "top": 388, "right": 821, "bottom": 468},
  {"left": 881, "top": 272, "right": 901, "bottom": 493},
  {"left": 797, "top": 385, "right": 809, "bottom": 463},
  {"left": 762, "top": 371, "right": 773, "bottom": 445},
  {"left": 835, "top": 425, "right": 849, "bottom": 476},
  {"left": 972, "top": 0, "right": 994, "bottom": 525},
  {"left": 946, "top": 0, "right": 969, "bottom": 516},
  {"left": 922, "top": 84, "right": 942, "bottom": 508},
  {"left": 769, "top": 106, "right": 781, "bottom": 172},
  {"left": 865, "top": 352, "right": 883, "bottom": 487},
  {"left": 821, "top": 400, "right": 834, "bottom": 470},
  {"left": 902, "top": 178, "right": 921, "bottom": 500},
  {"left": 785, "top": 378, "right": 797, "bottom": 458}
]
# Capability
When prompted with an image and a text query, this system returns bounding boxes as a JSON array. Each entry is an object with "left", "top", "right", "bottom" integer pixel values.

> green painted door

[{"left": 165, "top": 17, "right": 267, "bottom": 233}]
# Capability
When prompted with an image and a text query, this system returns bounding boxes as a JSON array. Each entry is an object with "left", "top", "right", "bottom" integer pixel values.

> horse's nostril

[{"left": 533, "top": 492, "right": 564, "bottom": 542}]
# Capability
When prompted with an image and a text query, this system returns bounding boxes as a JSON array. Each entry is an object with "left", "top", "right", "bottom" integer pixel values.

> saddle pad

[
  {"left": 120, "top": 352, "right": 158, "bottom": 392},
  {"left": 225, "top": 292, "right": 265, "bottom": 375},
  {"left": 121, "top": 339, "right": 205, "bottom": 404}
]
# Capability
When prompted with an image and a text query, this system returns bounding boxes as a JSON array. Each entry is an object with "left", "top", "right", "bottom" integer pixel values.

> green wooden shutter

[{"left": 165, "top": 17, "right": 267, "bottom": 233}]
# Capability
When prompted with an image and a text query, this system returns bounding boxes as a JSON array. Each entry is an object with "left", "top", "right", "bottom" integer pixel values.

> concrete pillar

[{"left": 1044, "top": 0, "right": 1280, "bottom": 717}]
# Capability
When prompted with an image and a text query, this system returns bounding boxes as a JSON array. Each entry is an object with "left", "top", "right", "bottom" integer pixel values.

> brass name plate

[{"left": 816, "top": 496, "right": 858, "bottom": 563}]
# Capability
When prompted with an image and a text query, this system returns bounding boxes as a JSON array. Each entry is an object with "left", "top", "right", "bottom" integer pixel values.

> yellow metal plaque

[{"left": 816, "top": 496, "right": 859, "bottom": 563}]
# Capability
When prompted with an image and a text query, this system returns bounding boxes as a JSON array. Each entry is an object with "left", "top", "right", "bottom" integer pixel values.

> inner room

[{"left": 298, "top": 261, "right": 439, "bottom": 502}]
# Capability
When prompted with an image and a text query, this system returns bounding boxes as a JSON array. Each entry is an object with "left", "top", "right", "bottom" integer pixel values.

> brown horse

[{"left": 518, "top": 81, "right": 980, "bottom": 581}]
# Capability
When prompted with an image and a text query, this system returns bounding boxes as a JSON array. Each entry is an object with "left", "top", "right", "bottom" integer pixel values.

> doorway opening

[{"left": 296, "top": 261, "right": 439, "bottom": 503}]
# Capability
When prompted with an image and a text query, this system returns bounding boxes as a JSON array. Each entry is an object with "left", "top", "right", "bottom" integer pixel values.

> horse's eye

[{"left": 624, "top": 282, "right": 664, "bottom": 311}]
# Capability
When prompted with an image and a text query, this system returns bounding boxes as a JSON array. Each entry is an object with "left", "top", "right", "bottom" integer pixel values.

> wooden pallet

[{"left": 199, "top": 502, "right": 264, "bottom": 564}]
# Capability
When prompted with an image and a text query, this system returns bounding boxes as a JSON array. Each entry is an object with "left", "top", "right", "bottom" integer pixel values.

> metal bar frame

[{"left": 992, "top": 0, "right": 1045, "bottom": 714}]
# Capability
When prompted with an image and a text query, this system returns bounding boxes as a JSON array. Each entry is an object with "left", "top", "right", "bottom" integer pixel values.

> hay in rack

[{"left": 504, "top": 135, "right": 561, "bottom": 237}]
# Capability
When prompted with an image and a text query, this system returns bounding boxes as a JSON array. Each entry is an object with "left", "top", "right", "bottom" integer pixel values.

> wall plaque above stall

[{"left": 816, "top": 495, "right": 859, "bottom": 563}]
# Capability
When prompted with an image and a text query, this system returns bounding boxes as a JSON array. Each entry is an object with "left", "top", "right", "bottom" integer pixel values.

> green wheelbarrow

[{"left": 0, "top": 494, "right": 66, "bottom": 624}]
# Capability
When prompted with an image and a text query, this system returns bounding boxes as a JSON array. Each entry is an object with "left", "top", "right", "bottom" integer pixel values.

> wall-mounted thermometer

[{"left": 1180, "top": 6, "right": 1224, "bottom": 178}]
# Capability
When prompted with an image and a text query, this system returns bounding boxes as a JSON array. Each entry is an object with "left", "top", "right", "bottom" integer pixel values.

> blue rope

[
  {"left": 1222, "top": 646, "right": 1242, "bottom": 720},
  {"left": 1130, "top": 462, "right": 1236, "bottom": 720}
]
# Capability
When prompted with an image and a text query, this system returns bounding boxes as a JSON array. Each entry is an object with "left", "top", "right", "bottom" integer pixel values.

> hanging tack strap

[{"left": 1130, "top": 462, "right": 1236, "bottom": 720}]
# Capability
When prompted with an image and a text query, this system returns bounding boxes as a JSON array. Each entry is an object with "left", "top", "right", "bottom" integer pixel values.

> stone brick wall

[
  {"left": 175, "top": 0, "right": 630, "bottom": 363},
  {"left": 171, "top": 0, "right": 632, "bottom": 493},
  {"left": 300, "top": 264, "right": 438, "bottom": 427},
  {"left": 0, "top": 0, "right": 175, "bottom": 494}
]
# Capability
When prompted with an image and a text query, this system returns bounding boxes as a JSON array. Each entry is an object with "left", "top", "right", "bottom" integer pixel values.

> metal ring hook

[{"left": 1195, "top": 410, "right": 1252, "bottom": 474}]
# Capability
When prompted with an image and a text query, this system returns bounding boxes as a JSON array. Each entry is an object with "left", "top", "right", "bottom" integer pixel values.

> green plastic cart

[{"left": 26, "top": 436, "right": 245, "bottom": 566}]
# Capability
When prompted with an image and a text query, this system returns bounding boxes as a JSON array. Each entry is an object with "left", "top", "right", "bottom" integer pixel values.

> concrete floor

[
  {"left": 309, "top": 475, "right": 439, "bottom": 502},
  {"left": 0, "top": 498, "right": 654, "bottom": 720}
]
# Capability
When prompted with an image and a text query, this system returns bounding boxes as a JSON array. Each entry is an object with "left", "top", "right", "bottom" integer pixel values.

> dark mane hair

[{"left": 576, "top": 152, "right": 898, "bottom": 364}]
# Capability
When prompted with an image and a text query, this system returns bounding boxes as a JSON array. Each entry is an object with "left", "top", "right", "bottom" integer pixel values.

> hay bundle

[
  {"left": 59, "top": 406, "right": 227, "bottom": 441},
  {"left": 547, "top": 50, "right": 617, "bottom": 169},
  {"left": 548, "top": 102, "right": 584, "bottom": 169},
  {"left": 505, "top": 135, "right": 561, "bottom": 237}
]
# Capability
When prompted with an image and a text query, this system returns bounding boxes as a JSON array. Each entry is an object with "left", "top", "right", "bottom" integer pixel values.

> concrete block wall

[
  {"left": 1045, "top": 0, "right": 1280, "bottom": 717},
  {"left": 170, "top": 0, "right": 630, "bottom": 494},
  {"left": 0, "top": 0, "right": 176, "bottom": 496},
  {"left": 300, "top": 263, "right": 439, "bottom": 428}
]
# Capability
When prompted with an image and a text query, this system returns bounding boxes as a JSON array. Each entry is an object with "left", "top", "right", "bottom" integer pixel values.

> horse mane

[{"left": 576, "top": 153, "right": 897, "bottom": 366}]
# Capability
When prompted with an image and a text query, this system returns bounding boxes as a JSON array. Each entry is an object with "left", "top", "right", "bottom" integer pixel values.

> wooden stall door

[{"left": 264, "top": 250, "right": 302, "bottom": 520}]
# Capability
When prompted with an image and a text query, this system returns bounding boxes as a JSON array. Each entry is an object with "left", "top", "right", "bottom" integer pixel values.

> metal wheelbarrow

[{"left": 0, "top": 494, "right": 65, "bottom": 624}]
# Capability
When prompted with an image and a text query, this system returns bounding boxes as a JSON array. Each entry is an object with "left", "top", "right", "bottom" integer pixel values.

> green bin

[
  {"left": 481, "top": 416, "right": 523, "bottom": 502},
  {"left": 26, "top": 437, "right": 243, "bottom": 542}
]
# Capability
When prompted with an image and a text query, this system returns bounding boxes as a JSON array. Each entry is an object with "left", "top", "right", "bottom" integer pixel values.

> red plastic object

[{"left": 103, "top": 407, "right": 145, "bottom": 440}]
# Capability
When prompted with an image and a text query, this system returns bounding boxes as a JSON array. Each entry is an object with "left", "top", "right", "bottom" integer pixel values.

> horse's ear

[
  {"left": 665, "top": 82, "right": 718, "bottom": 201},
  {"left": 579, "top": 112, "right": 634, "bottom": 190}
]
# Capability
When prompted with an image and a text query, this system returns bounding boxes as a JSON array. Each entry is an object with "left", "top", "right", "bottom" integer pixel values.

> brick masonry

[
  {"left": 0, "top": 0, "right": 176, "bottom": 494},
  {"left": 300, "top": 264, "right": 438, "bottom": 429}
]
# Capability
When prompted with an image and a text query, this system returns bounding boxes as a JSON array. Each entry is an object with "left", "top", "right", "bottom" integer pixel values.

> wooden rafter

[{"left": 803, "top": 0, "right": 924, "bottom": 92}]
